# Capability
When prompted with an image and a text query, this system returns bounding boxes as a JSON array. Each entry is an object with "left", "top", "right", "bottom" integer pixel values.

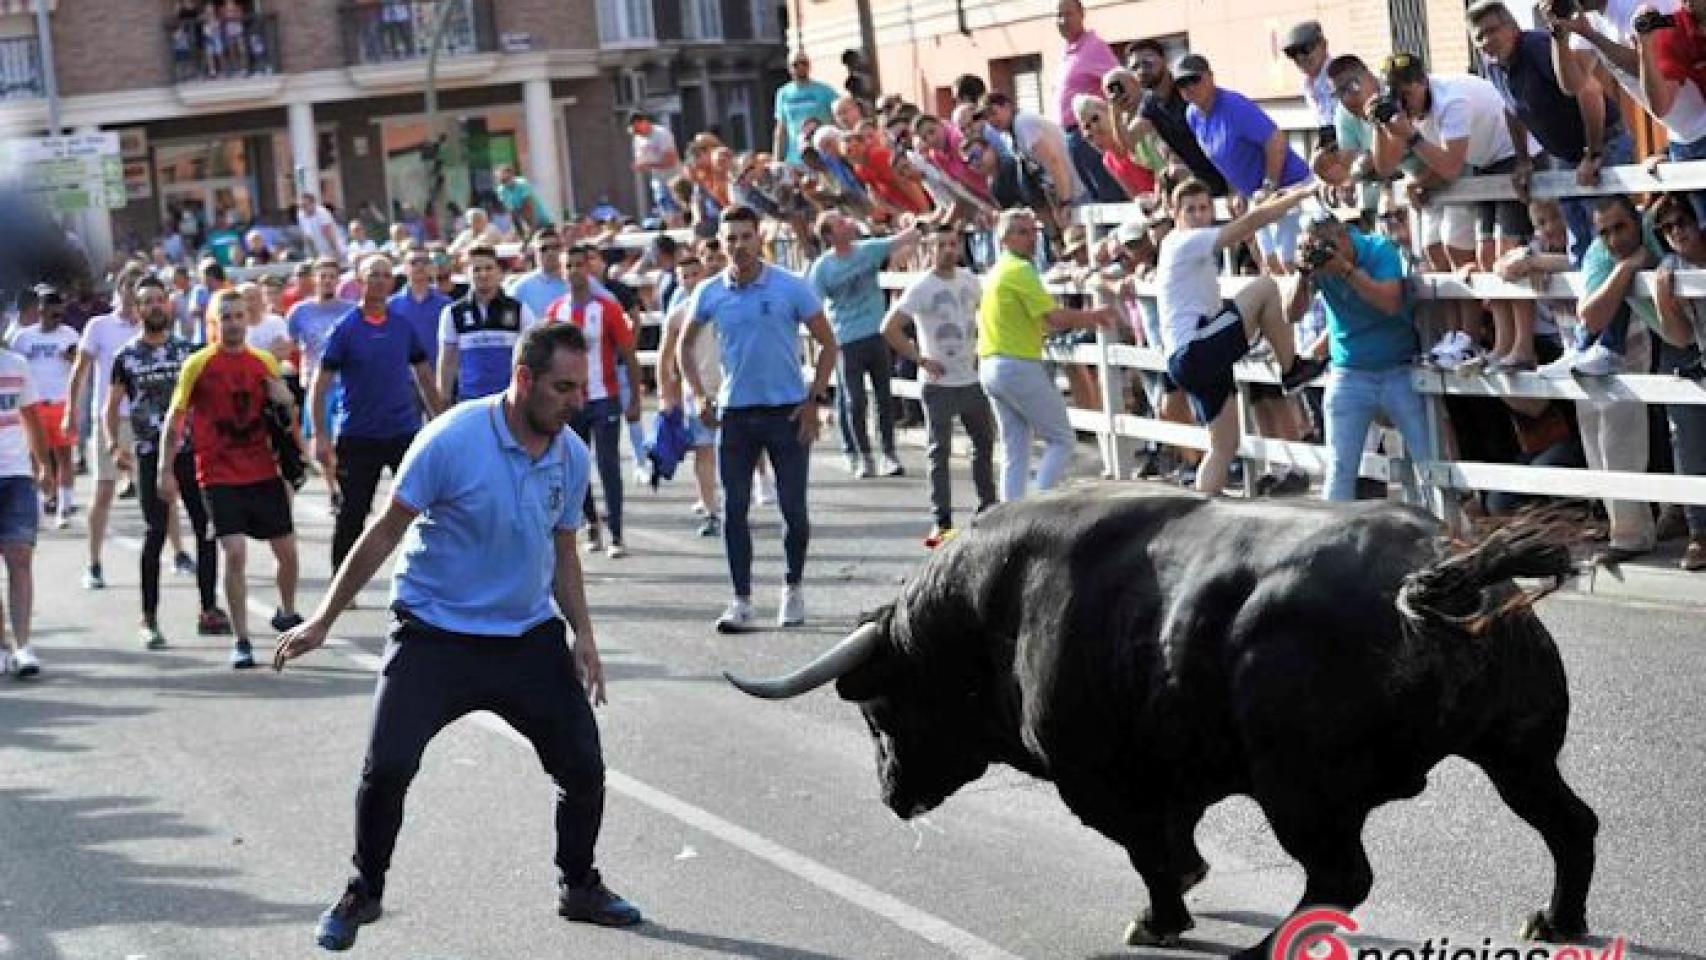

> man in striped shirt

[{"left": 544, "top": 244, "right": 643, "bottom": 558}]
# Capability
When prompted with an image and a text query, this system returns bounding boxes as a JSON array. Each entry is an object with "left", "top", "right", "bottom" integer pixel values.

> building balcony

[
  {"left": 165, "top": 13, "right": 286, "bottom": 107},
  {"left": 0, "top": 35, "right": 44, "bottom": 104},
  {"left": 338, "top": 0, "right": 500, "bottom": 90}
]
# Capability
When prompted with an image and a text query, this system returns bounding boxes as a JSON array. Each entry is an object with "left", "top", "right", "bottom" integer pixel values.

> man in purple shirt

[
  {"left": 1055, "top": 0, "right": 1128, "bottom": 202},
  {"left": 1177, "top": 53, "right": 1313, "bottom": 269}
]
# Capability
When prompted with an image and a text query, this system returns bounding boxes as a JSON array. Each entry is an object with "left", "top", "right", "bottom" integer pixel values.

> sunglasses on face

[
  {"left": 1333, "top": 77, "right": 1363, "bottom": 98},
  {"left": 1176, "top": 75, "right": 1204, "bottom": 89},
  {"left": 1378, "top": 211, "right": 1407, "bottom": 223},
  {"left": 1284, "top": 43, "right": 1315, "bottom": 61}
]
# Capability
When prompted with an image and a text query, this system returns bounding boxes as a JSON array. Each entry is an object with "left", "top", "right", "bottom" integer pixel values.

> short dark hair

[
  {"left": 952, "top": 74, "right": 987, "bottom": 104},
  {"left": 1129, "top": 38, "right": 1167, "bottom": 61},
  {"left": 134, "top": 275, "right": 167, "bottom": 293},
  {"left": 721, "top": 204, "right": 761, "bottom": 228},
  {"left": 628, "top": 110, "right": 651, "bottom": 126},
  {"left": 1171, "top": 178, "right": 1215, "bottom": 208},
  {"left": 565, "top": 242, "right": 596, "bottom": 259},
  {"left": 1326, "top": 54, "right": 1367, "bottom": 80},
  {"left": 1466, "top": 0, "right": 1513, "bottom": 25},
  {"left": 200, "top": 261, "right": 226, "bottom": 283},
  {"left": 652, "top": 235, "right": 678, "bottom": 256},
  {"left": 981, "top": 91, "right": 1014, "bottom": 111},
  {"left": 1652, "top": 191, "right": 1699, "bottom": 225},
  {"left": 466, "top": 244, "right": 499, "bottom": 263},
  {"left": 514, "top": 321, "right": 588, "bottom": 376},
  {"left": 1594, "top": 194, "right": 1639, "bottom": 220},
  {"left": 531, "top": 226, "right": 561, "bottom": 247}
]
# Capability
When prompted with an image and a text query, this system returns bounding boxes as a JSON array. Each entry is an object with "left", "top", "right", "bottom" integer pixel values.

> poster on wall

[
  {"left": 118, "top": 128, "right": 150, "bottom": 159},
  {"left": 123, "top": 158, "right": 153, "bottom": 201}
]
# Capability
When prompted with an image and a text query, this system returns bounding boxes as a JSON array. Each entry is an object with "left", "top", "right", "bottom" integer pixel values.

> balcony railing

[
  {"left": 0, "top": 35, "right": 44, "bottom": 103},
  {"left": 165, "top": 13, "right": 282, "bottom": 83},
  {"left": 338, "top": 0, "right": 496, "bottom": 68}
]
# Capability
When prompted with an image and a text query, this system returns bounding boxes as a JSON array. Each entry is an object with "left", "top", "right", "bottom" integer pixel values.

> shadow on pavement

[
  {"left": 39, "top": 645, "right": 377, "bottom": 703},
  {"left": 0, "top": 787, "right": 322, "bottom": 960},
  {"left": 629, "top": 921, "right": 857, "bottom": 959},
  {"left": 1, "top": 696, "right": 151, "bottom": 755}
]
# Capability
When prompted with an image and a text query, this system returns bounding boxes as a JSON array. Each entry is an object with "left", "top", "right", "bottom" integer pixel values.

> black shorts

[
  {"left": 1166, "top": 302, "right": 1249, "bottom": 425},
  {"left": 1472, "top": 157, "right": 1534, "bottom": 241},
  {"left": 205, "top": 478, "right": 294, "bottom": 541}
]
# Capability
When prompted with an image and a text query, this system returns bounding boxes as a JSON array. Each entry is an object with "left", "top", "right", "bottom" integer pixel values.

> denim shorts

[{"left": 0, "top": 476, "right": 39, "bottom": 546}]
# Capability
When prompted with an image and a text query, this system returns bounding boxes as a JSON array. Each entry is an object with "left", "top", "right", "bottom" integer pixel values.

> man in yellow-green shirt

[{"left": 976, "top": 208, "right": 1115, "bottom": 500}]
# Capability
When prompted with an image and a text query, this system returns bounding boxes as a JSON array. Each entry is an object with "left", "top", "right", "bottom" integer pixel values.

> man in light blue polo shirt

[
  {"left": 807, "top": 212, "right": 922, "bottom": 478},
  {"left": 275, "top": 323, "right": 642, "bottom": 951},
  {"left": 680, "top": 204, "right": 840, "bottom": 633}
]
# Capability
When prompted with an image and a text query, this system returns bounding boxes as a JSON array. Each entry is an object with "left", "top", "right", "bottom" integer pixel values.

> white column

[
  {"left": 288, "top": 101, "right": 319, "bottom": 201},
  {"left": 73, "top": 126, "right": 114, "bottom": 273},
  {"left": 522, "top": 77, "right": 563, "bottom": 222}
]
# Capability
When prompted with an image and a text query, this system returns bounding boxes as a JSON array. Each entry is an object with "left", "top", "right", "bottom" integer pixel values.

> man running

[
  {"left": 310, "top": 253, "right": 442, "bottom": 575},
  {"left": 657, "top": 254, "right": 722, "bottom": 537},
  {"left": 274, "top": 323, "right": 641, "bottom": 951},
  {"left": 543, "top": 244, "right": 642, "bottom": 558},
  {"left": 62, "top": 265, "right": 145, "bottom": 589},
  {"left": 680, "top": 205, "right": 840, "bottom": 632},
  {"left": 437, "top": 245, "right": 536, "bottom": 403},
  {"left": 0, "top": 338, "right": 49, "bottom": 678},
  {"left": 106, "top": 277, "right": 228, "bottom": 649},
  {"left": 8, "top": 285, "right": 79, "bottom": 529},
  {"left": 159, "top": 292, "right": 304, "bottom": 669},
  {"left": 881, "top": 225, "right": 998, "bottom": 545}
]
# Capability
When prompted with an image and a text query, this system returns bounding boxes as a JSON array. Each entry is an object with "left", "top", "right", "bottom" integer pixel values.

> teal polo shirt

[
  {"left": 390, "top": 396, "right": 591, "bottom": 636},
  {"left": 808, "top": 237, "right": 895, "bottom": 345}
]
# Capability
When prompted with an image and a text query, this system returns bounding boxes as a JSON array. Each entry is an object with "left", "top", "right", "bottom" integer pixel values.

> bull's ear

[{"left": 835, "top": 646, "right": 897, "bottom": 703}]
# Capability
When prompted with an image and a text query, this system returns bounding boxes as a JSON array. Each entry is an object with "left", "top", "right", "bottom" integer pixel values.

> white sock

[{"left": 58, "top": 487, "right": 73, "bottom": 513}]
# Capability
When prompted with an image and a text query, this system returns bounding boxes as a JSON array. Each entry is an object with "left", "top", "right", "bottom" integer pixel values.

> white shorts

[{"left": 1420, "top": 199, "right": 1477, "bottom": 253}]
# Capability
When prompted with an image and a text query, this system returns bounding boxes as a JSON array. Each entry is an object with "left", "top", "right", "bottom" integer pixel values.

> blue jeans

[
  {"left": 718, "top": 406, "right": 811, "bottom": 598},
  {"left": 1658, "top": 340, "right": 1706, "bottom": 535},
  {"left": 1669, "top": 133, "right": 1706, "bottom": 226},
  {"left": 1321, "top": 365, "right": 1434, "bottom": 502},
  {"left": 1559, "top": 129, "right": 1635, "bottom": 266},
  {"left": 835, "top": 334, "right": 897, "bottom": 460},
  {"left": 571, "top": 397, "right": 625, "bottom": 544}
]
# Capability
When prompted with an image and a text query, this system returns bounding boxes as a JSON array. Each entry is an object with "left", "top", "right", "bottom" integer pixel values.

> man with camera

[
  {"left": 1315, "top": 55, "right": 1396, "bottom": 215},
  {"left": 1284, "top": 212, "right": 1431, "bottom": 502},
  {"left": 1632, "top": 0, "right": 1706, "bottom": 221},
  {"left": 1469, "top": 0, "right": 1631, "bottom": 266}
]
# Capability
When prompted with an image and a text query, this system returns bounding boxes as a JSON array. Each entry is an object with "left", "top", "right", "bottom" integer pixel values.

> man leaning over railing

[
  {"left": 1647, "top": 193, "right": 1706, "bottom": 570},
  {"left": 1285, "top": 210, "right": 1433, "bottom": 502}
]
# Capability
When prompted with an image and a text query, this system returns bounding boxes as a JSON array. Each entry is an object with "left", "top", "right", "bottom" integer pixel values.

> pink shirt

[{"left": 1057, "top": 30, "right": 1121, "bottom": 130}]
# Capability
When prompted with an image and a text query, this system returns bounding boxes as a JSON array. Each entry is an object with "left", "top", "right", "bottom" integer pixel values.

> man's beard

[
  {"left": 525, "top": 402, "right": 571, "bottom": 438},
  {"left": 142, "top": 313, "right": 172, "bottom": 334}
]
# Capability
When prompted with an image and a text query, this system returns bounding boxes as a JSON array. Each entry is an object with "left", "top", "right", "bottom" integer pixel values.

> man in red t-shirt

[
  {"left": 1646, "top": 1, "right": 1706, "bottom": 103},
  {"left": 159, "top": 292, "right": 304, "bottom": 668},
  {"left": 543, "top": 243, "right": 642, "bottom": 558}
]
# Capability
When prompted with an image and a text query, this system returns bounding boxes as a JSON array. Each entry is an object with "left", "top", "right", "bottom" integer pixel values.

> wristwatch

[{"left": 1260, "top": 177, "right": 1278, "bottom": 192}]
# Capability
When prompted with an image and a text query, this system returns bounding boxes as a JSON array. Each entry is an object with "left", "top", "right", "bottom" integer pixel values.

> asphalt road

[{"left": 1, "top": 437, "right": 1702, "bottom": 960}]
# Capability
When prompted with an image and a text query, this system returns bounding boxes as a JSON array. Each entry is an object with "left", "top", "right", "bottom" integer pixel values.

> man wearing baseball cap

[{"left": 1283, "top": 21, "right": 1338, "bottom": 138}]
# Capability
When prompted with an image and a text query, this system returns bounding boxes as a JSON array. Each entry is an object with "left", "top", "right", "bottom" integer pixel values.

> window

[
  {"left": 682, "top": 0, "right": 722, "bottom": 40},
  {"left": 0, "top": 19, "right": 42, "bottom": 103},
  {"left": 720, "top": 84, "right": 753, "bottom": 151},
  {"left": 750, "top": 0, "right": 780, "bottom": 41},
  {"left": 599, "top": 0, "right": 655, "bottom": 44},
  {"left": 989, "top": 54, "right": 1044, "bottom": 116}
]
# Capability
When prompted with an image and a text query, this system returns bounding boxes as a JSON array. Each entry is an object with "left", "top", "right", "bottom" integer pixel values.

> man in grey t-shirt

[{"left": 881, "top": 226, "right": 997, "bottom": 546}]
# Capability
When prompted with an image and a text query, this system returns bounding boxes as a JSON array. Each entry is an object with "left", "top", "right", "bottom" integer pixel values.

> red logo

[{"left": 1271, "top": 908, "right": 1359, "bottom": 960}]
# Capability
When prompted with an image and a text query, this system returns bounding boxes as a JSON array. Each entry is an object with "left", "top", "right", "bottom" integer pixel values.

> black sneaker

[
  {"left": 270, "top": 609, "right": 304, "bottom": 633},
  {"left": 117, "top": 481, "right": 137, "bottom": 500},
  {"left": 1268, "top": 470, "right": 1310, "bottom": 496},
  {"left": 1280, "top": 356, "right": 1328, "bottom": 394},
  {"left": 558, "top": 871, "right": 643, "bottom": 927},
  {"left": 315, "top": 880, "right": 383, "bottom": 951},
  {"left": 173, "top": 551, "right": 196, "bottom": 576}
]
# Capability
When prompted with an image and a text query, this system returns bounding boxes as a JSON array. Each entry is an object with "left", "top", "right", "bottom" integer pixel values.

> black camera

[
  {"left": 1370, "top": 90, "right": 1403, "bottom": 125},
  {"left": 1546, "top": 0, "right": 1579, "bottom": 17},
  {"left": 1300, "top": 237, "right": 1336, "bottom": 272},
  {"left": 1634, "top": 9, "right": 1677, "bottom": 33}
]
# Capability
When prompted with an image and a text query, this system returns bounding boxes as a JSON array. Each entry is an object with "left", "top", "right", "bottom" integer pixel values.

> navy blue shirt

[
  {"left": 1486, "top": 30, "right": 1620, "bottom": 163},
  {"left": 387, "top": 287, "right": 451, "bottom": 368},
  {"left": 1141, "top": 87, "right": 1230, "bottom": 196},
  {"left": 320, "top": 306, "right": 429, "bottom": 440}
]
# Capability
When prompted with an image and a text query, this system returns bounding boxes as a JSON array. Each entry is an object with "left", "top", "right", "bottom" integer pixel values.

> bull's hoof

[
  {"left": 1519, "top": 909, "right": 1588, "bottom": 943},
  {"left": 1123, "top": 911, "right": 1194, "bottom": 948}
]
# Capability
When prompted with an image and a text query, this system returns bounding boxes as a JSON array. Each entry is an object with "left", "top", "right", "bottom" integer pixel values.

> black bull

[{"left": 727, "top": 490, "right": 1597, "bottom": 958}]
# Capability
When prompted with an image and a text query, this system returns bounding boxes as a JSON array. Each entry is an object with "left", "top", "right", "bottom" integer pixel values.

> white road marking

[{"left": 109, "top": 520, "right": 1030, "bottom": 960}]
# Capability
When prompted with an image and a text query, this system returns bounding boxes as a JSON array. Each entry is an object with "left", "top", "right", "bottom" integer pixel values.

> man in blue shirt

[
  {"left": 508, "top": 228, "right": 570, "bottom": 319},
  {"left": 1285, "top": 213, "right": 1431, "bottom": 502},
  {"left": 275, "top": 323, "right": 641, "bottom": 951},
  {"left": 680, "top": 205, "right": 840, "bottom": 633},
  {"left": 773, "top": 51, "right": 838, "bottom": 165},
  {"left": 807, "top": 212, "right": 922, "bottom": 478},
  {"left": 310, "top": 254, "right": 443, "bottom": 574},
  {"left": 437, "top": 245, "right": 538, "bottom": 403},
  {"left": 388, "top": 247, "right": 451, "bottom": 369},
  {"left": 1176, "top": 53, "right": 1313, "bottom": 267}
]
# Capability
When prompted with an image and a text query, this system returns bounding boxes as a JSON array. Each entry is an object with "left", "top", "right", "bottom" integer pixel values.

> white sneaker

[
  {"left": 777, "top": 585, "right": 806, "bottom": 627},
  {"left": 843, "top": 453, "right": 861, "bottom": 475},
  {"left": 606, "top": 542, "right": 628, "bottom": 559},
  {"left": 1537, "top": 348, "right": 1583, "bottom": 380},
  {"left": 633, "top": 463, "right": 653, "bottom": 487},
  {"left": 1572, "top": 343, "right": 1624, "bottom": 376},
  {"left": 12, "top": 645, "right": 38, "bottom": 678},
  {"left": 716, "top": 597, "right": 754, "bottom": 634},
  {"left": 877, "top": 453, "right": 905, "bottom": 477},
  {"left": 755, "top": 476, "right": 776, "bottom": 506},
  {"left": 584, "top": 527, "right": 604, "bottom": 552},
  {"left": 691, "top": 501, "right": 710, "bottom": 517}
]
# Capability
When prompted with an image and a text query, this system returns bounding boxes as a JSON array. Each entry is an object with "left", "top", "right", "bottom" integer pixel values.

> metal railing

[
  {"left": 337, "top": 0, "right": 496, "bottom": 67},
  {"left": 165, "top": 13, "right": 281, "bottom": 83},
  {"left": 0, "top": 35, "right": 44, "bottom": 103}
]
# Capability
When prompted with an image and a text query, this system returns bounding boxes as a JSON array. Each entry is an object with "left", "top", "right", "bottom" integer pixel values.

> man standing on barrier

[
  {"left": 275, "top": 322, "right": 640, "bottom": 951},
  {"left": 1157, "top": 180, "right": 1327, "bottom": 497},
  {"left": 680, "top": 205, "right": 840, "bottom": 633},
  {"left": 1285, "top": 211, "right": 1432, "bottom": 502}
]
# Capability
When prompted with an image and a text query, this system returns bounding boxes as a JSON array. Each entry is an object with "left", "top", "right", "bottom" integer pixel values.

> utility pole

[
  {"left": 853, "top": 0, "right": 880, "bottom": 96},
  {"left": 422, "top": 0, "right": 459, "bottom": 237}
]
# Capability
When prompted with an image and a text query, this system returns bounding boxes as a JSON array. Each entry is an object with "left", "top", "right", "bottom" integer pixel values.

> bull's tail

[{"left": 1397, "top": 519, "right": 1577, "bottom": 639}]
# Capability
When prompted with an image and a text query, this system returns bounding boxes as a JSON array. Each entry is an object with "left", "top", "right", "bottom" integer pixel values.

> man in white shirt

[
  {"left": 981, "top": 91, "right": 1086, "bottom": 225},
  {"left": 0, "top": 345, "right": 49, "bottom": 678},
  {"left": 8, "top": 285, "right": 78, "bottom": 528},
  {"left": 63, "top": 265, "right": 147, "bottom": 589},
  {"left": 297, "top": 193, "right": 347, "bottom": 264},
  {"left": 630, "top": 112, "right": 684, "bottom": 216},
  {"left": 881, "top": 225, "right": 997, "bottom": 546},
  {"left": 1157, "top": 181, "right": 1325, "bottom": 496},
  {"left": 1284, "top": 20, "right": 1338, "bottom": 133}
]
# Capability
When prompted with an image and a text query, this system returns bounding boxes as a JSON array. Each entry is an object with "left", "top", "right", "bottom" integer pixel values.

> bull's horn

[{"left": 723, "top": 622, "right": 882, "bottom": 699}]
